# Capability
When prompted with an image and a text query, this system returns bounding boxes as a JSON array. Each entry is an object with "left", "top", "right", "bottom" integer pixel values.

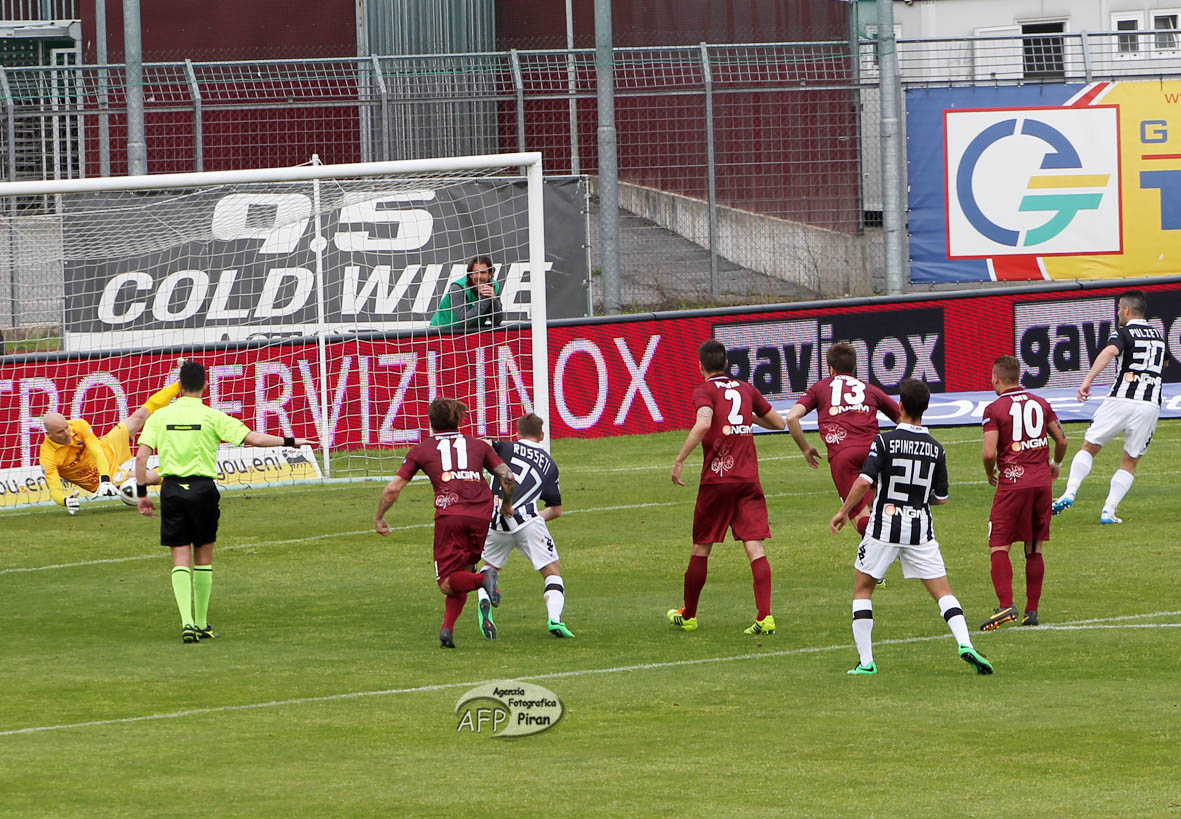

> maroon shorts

[
  {"left": 988, "top": 485, "right": 1052, "bottom": 548},
  {"left": 693, "top": 481, "right": 771, "bottom": 545},
  {"left": 433, "top": 514, "right": 488, "bottom": 582},
  {"left": 830, "top": 448, "right": 873, "bottom": 517}
]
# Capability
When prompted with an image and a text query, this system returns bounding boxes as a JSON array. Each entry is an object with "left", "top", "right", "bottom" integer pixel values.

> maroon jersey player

[
  {"left": 375, "top": 397, "right": 516, "bottom": 649},
  {"left": 786, "top": 343, "right": 901, "bottom": 537},
  {"left": 668, "top": 340, "right": 786, "bottom": 635},
  {"left": 979, "top": 355, "right": 1068, "bottom": 631}
]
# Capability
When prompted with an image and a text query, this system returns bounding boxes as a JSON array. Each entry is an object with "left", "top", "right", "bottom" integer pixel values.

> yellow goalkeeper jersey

[{"left": 39, "top": 418, "right": 127, "bottom": 505}]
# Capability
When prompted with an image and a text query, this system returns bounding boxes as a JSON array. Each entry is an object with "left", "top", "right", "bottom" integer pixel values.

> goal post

[{"left": 0, "top": 153, "right": 552, "bottom": 504}]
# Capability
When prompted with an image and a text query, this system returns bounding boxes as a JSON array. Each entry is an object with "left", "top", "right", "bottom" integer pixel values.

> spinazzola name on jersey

[{"left": 887, "top": 439, "right": 939, "bottom": 457}]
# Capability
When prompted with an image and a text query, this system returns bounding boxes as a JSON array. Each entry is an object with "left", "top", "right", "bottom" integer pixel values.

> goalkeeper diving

[{"left": 39, "top": 378, "right": 182, "bottom": 514}]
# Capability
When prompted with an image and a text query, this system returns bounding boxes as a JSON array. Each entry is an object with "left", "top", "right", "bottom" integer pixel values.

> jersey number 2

[{"left": 724, "top": 388, "right": 744, "bottom": 424}]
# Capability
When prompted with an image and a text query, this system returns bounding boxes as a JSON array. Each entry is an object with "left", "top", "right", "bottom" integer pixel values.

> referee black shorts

[{"left": 159, "top": 476, "right": 221, "bottom": 547}]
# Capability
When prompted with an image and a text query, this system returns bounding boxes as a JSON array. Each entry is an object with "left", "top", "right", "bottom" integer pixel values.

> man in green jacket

[{"left": 429, "top": 256, "right": 505, "bottom": 332}]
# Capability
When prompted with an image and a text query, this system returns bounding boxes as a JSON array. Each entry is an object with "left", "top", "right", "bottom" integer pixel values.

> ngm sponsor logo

[{"left": 945, "top": 106, "right": 1121, "bottom": 258}]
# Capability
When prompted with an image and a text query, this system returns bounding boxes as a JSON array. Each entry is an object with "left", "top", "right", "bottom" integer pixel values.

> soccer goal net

[{"left": 0, "top": 154, "right": 550, "bottom": 505}]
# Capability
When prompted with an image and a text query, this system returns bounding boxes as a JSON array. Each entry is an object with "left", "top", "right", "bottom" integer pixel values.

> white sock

[
  {"left": 476, "top": 587, "right": 490, "bottom": 604},
  {"left": 852, "top": 599, "right": 874, "bottom": 666},
  {"left": 1065, "top": 450, "right": 1093, "bottom": 496},
  {"left": 1103, "top": 469, "right": 1134, "bottom": 516},
  {"left": 938, "top": 594, "right": 972, "bottom": 646},
  {"left": 543, "top": 575, "right": 565, "bottom": 622}
]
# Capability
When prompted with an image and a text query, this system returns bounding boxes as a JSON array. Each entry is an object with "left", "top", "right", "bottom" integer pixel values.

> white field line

[
  {"left": 1, "top": 609, "right": 1177, "bottom": 738},
  {"left": 1, "top": 489, "right": 837, "bottom": 575}
]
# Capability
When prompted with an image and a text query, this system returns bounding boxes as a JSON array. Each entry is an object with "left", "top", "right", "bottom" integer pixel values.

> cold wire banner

[
  {"left": 908, "top": 80, "right": 1181, "bottom": 283},
  {"left": 62, "top": 176, "right": 588, "bottom": 350}
]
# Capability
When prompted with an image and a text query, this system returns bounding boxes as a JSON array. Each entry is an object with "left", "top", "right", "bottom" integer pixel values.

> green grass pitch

[{"left": 2, "top": 420, "right": 1179, "bottom": 817}]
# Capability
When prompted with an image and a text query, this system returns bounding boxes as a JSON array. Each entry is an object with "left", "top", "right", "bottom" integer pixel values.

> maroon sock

[
  {"left": 447, "top": 570, "right": 487, "bottom": 594},
  {"left": 1025, "top": 552, "right": 1045, "bottom": 613},
  {"left": 990, "top": 550, "right": 1014, "bottom": 609},
  {"left": 750, "top": 556, "right": 772, "bottom": 619},
  {"left": 442, "top": 593, "right": 467, "bottom": 630},
  {"left": 682, "top": 555, "right": 708, "bottom": 619},
  {"left": 854, "top": 516, "right": 868, "bottom": 536}
]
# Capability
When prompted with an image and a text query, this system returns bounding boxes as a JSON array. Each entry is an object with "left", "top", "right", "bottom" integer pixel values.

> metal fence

[
  {"left": 6, "top": 29, "right": 1181, "bottom": 327},
  {"left": 0, "top": 42, "right": 877, "bottom": 315}
]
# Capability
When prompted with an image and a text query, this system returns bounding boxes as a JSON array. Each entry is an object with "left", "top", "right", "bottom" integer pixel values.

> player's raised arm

[
  {"left": 672, "top": 406, "right": 713, "bottom": 485},
  {"left": 785, "top": 403, "right": 820, "bottom": 469}
]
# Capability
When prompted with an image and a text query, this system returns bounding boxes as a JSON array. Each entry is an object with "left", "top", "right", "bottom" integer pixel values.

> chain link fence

[{"left": 0, "top": 41, "right": 878, "bottom": 329}]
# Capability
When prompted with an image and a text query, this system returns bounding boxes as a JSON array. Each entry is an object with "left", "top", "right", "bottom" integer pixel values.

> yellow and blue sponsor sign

[{"left": 909, "top": 81, "right": 1181, "bottom": 282}]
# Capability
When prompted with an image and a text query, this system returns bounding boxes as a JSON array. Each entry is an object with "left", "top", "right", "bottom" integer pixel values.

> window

[
  {"left": 1112, "top": 13, "right": 1144, "bottom": 56},
  {"left": 1153, "top": 12, "right": 1180, "bottom": 52},
  {"left": 1021, "top": 22, "right": 1066, "bottom": 80}
]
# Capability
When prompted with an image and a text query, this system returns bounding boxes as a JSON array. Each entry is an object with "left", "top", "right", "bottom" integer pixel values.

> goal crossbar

[{"left": 0, "top": 153, "right": 544, "bottom": 196}]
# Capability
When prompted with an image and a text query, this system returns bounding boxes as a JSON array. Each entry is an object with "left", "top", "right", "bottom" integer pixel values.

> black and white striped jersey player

[
  {"left": 475, "top": 414, "right": 574, "bottom": 639},
  {"left": 831, "top": 379, "right": 992, "bottom": 676},
  {"left": 1055, "top": 289, "right": 1170, "bottom": 524}
]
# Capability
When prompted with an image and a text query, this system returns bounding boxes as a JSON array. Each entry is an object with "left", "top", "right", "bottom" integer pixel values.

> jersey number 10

[{"left": 1008, "top": 400, "right": 1044, "bottom": 442}]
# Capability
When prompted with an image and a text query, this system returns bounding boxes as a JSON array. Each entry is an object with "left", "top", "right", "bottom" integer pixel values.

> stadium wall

[{"left": 1, "top": 277, "right": 1179, "bottom": 472}]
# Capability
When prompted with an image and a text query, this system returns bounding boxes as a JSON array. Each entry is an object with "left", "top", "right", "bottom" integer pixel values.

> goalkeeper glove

[
  {"left": 96, "top": 477, "right": 120, "bottom": 499},
  {"left": 65, "top": 493, "right": 81, "bottom": 515}
]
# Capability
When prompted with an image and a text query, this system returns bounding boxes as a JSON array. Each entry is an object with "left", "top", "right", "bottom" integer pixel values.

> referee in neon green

[{"left": 135, "top": 361, "right": 315, "bottom": 644}]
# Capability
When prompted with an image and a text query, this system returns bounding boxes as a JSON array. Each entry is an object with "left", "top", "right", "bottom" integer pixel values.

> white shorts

[
  {"left": 854, "top": 534, "right": 947, "bottom": 581},
  {"left": 1084, "top": 397, "right": 1160, "bottom": 458},
  {"left": 482, "top": 519, "right": 559, "bottom": 571}
]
